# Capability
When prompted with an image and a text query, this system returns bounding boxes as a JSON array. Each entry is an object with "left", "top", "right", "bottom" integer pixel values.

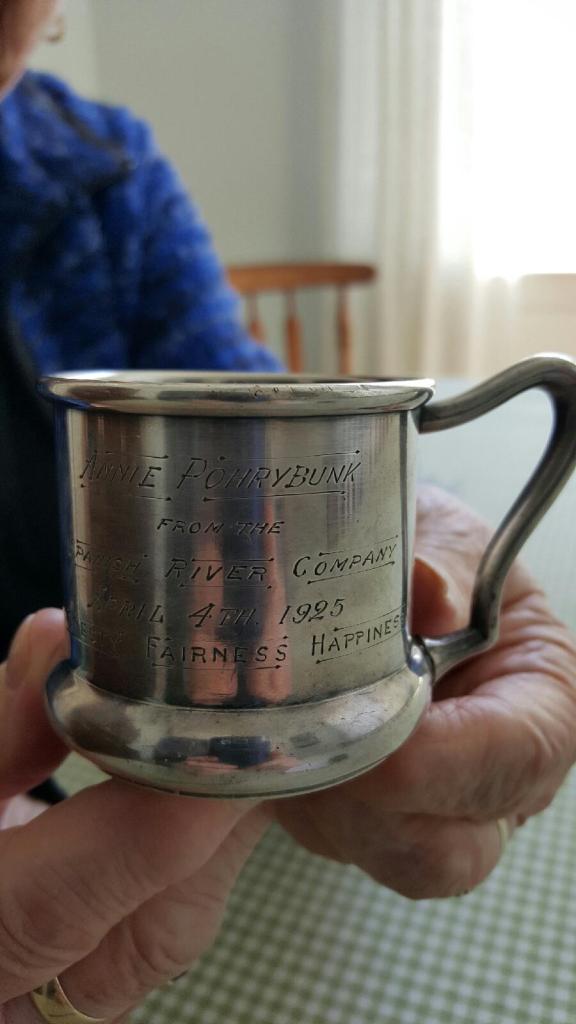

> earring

[{"left": 44, "top": 14, "right": 67, "bottom": 44}]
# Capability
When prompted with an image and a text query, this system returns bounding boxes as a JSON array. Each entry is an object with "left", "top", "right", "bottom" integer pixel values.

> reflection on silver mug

[{"left": 40, "top": 355, "right": 576, "bottom": 797}]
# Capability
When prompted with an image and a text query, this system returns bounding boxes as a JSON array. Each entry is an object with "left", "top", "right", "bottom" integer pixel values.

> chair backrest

[{"left": 227, "top": 262, "right": 376, "bottom": 374}]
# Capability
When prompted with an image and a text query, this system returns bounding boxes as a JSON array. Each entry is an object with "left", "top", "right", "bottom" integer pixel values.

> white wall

[
  {"left": 31, "top": 0, "right": 342, "bottom": 266},
  {"left": 32, "top": 0, "right": 347, "bottom": 368},
  {"left": 90, "top": 0, "right": 340, "bottom": 270}
]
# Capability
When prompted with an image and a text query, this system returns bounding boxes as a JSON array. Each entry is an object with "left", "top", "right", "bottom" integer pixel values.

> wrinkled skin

[
  {"left": 0, "top": 620, "right": 269, "bottom": 1024},
  {"left": 275, "top": 486, "right": 576, "bottom": 898},
  {"left": 1, "top": 487, "right": 575, "bottom": 1022}
]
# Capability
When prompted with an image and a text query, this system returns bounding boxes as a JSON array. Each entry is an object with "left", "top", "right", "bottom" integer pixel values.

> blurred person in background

[{"left": 0, "top": 0, "right": 280, "bottom": 661}]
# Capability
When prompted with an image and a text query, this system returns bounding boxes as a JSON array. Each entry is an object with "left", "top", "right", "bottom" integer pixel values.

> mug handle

[{"left": 417, "top": 353, "right": 576, "bottom": 681}]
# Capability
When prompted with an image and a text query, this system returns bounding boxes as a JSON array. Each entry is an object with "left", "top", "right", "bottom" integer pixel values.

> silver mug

[{"left": 41, "top": 354, "right": 576, "bottom": 797}]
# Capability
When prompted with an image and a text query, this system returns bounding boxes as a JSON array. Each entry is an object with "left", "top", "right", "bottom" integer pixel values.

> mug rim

[{"left": 39, "top": 371, "right": 435, "bottom": 417}]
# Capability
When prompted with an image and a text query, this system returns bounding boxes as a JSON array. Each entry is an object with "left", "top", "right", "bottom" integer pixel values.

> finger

[
  {"left": 348, "top": 810, "right": 517, "bottom": 900},
  {"left": 0, "top": 1001, "right": 132, "bottom": 1024},
  {"left": 411, "top": 554, "right": 464, "bottom": 637},
  {"left": 352, "top": 652, "right": 576, "bottom": 822},
  {"left": 413, "top": 484, "right": 489, "bottom": 634},
  {"left": 59, "top": 807, "right": 269, "bottom": 1020},
  {"left": 277, "top": 787, "right": 515, "bottom": 900},
  {"left": 405, "top": 487, "right": 576, "bottom": 822},
  {"left": 412, "top": 484, "right": 536, "bottom": 638},
  {"left": 0, "top": 779, "right": 254, "bottom": 1003},
  {"left": 0, "top": 609, "right": 70, "bottom": 801}
]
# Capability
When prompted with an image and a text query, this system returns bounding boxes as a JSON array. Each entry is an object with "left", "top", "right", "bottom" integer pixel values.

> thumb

[
  {"left": 411, "top": 554, "right": 466, "bottom": 637},
  {"left": 411, "top": 485, "right": 493, "bottom": 637},
  {"left": 0, "top": 608, "right": 70, "bottom": 801}
]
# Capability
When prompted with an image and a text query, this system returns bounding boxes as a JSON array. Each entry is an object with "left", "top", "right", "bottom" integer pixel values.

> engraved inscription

[
  {"left": 311, "top": 609, "right": 402, "bottom": 663},
  {"left": 87, "top": 591, "right": 165, "bottom": 624},
  {"left": 155, "top": 518, "right": 285, "bottom": 536},
  {"left": 235, "top": 521, "right": 284, "bottom": 536},
  {"left": 70, "top": 426, "right": 407, "bottom": 712},
  {"left": 74, "top": 541, "right": 141, "bottom": 582},
  {"left": 74, "top": 619, "right": 125, "bottom": 654},
  {"left": 278, "top": 599, "right": 345, "bottom": 625},
  {"left": 292, "top": 538, "right": 398, "bottom": 583},
  {"left": 77, "top": 447, "right": 361, "bottom": 504},
  {"left": 146, "top": 635, "right": 288, "bottom": 667},
  {"left": 176, "top": 457, "right": 362, "bottom": 496},
  {"left": 188, "top": 604, "right": 257, "bottom": 628},
  {"left": 156, "top": 518, "right": 224, "bottom": 535},
  {"left": 80, "top": 451, "right": 165, "bottom": 488},
  {"left": 164, "top": 558, "right": 271, "bottom": 586},
  {"left": 86, "top": 593, "right": 257, "bottom": 631}
]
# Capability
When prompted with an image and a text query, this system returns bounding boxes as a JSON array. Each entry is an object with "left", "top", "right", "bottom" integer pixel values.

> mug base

[{"left": 45, "top": 652, "right": 432, "bottom": 798}]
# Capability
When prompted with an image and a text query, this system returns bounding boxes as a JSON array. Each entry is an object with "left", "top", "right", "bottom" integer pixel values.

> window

[{"left": 440, "top": 0, "right": 576, "bottom": 278}]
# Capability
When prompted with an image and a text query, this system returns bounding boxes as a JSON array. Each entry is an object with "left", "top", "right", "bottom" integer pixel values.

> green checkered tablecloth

[{"left": 57, "top": 384, "right": 576, "bottom": 1024}]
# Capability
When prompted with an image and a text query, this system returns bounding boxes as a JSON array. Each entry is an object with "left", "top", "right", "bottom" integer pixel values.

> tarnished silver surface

[
  {"left": 40, "top": 356, "right": 576, "bottom": 797},
  {"left": 420, "top": 354, "right": 576, "bottom": 676}
]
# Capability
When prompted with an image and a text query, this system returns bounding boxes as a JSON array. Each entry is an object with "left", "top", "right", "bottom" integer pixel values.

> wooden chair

[{"left": 227, "top": 262, "right": 376, "bottom": 374}]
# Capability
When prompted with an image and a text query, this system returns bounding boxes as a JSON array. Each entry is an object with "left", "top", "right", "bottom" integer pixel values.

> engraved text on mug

[
  {"left": 77, "top": 449, "right": 363, "bottom": 502},
  {"left": 311, "top": 608, "right": 402, "bottom": 664},
  {"left": 146, "top": 635, "right": 289, "bottom": 669},
  {"left": 292, "top": 537, "right": 398, "bottom": 583}
]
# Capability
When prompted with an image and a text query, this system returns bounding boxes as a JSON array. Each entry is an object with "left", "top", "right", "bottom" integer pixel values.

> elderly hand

[
  {"left": 0, "top": 611, "right": 268, "bottom": 1024},
  {"left": 2, "top": 488, "right": 575, "bottom": 1024},
  {"left": 275, "top": 485, "right": 576, "bottom": 899}
]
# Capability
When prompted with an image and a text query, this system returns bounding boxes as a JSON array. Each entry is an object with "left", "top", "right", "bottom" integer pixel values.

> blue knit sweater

[{"left": 0, "top": 71, "right": 281, "bottom": 375}]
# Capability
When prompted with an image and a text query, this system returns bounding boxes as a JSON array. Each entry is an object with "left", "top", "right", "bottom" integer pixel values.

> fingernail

[{"left": 5, "top": 614, "right": 36, "bottom": 691}]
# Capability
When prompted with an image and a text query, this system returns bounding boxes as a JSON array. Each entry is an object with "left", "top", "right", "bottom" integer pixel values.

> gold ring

[
  {"left": 496, "top": 817, "right": 510, "bottom": 855},
  {"left": 30, "top": 978, "right": 109, "bottom": 1024}
]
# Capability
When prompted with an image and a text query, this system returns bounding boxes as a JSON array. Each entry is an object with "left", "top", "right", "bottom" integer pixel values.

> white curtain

[{"left": 335, "top": 0, "right": 576, "bottom": 377}]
